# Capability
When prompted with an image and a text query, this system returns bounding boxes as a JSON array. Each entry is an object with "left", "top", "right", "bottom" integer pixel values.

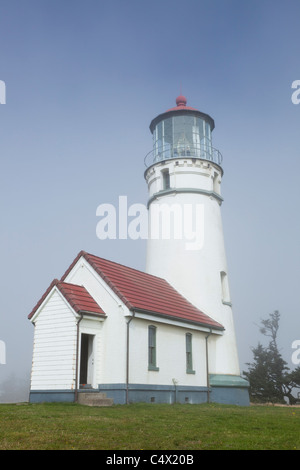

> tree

[
  {"left": 282, "top": 367, "right": 300, "bottom": 405},
  {"left": 243, "top": 311, "right": 300, "bottom": 404}
]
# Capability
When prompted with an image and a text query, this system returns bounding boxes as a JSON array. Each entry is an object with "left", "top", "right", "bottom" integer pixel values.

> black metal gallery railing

[{"left": 144, "top": 144, "right": 223, "bottom": 168}]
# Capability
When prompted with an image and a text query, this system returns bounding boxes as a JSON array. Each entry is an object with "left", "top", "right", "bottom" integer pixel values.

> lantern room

[{"left": 145, "top": 95, "right": 222, "bottom": 168}]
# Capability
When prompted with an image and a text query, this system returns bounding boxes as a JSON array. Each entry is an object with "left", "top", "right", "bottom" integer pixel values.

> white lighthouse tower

[{"left": 145, "top": 95, "right": 247, "bottom": 396}]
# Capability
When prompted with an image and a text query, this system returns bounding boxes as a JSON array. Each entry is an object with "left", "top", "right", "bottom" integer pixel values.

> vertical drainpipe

[
  {"left": 75, "top": 314, "right": 83, "bottom": 403},
  {"left": 205, "top": 329, "right": 212, "bottom": 403},
  {"left": 126, "top": 312, "right": 134, "bottom": 405}
]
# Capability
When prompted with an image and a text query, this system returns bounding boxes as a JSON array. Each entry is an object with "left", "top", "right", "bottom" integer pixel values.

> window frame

[
  {"left": 186, "top": 333, "right": 195, "bottom": 374},
  {"left": 161, "top": 168, "right": 170, "bottom": 190},
  {"left": 148, "top": 325, "right": 159, "bottom": 371},
  {"left": 220, "top": 271, "right": 232, "bottom": 306}
]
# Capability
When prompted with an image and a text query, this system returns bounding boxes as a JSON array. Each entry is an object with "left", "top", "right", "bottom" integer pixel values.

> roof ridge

[
  {"left": 61, "top": 250, "right": 183, "bottom": 287},
  {"left": 84, "top": 251, "right": 169, "bottom": 282}
]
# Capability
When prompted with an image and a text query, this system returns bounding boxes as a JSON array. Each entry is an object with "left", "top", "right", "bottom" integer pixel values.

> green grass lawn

[{"left": 0, "top": 402, "right": 299, "bottom": 450}]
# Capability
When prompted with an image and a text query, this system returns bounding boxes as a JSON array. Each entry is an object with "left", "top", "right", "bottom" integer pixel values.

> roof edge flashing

[{"left": 149, "top": 108, "right": 215, "bottom": 134}]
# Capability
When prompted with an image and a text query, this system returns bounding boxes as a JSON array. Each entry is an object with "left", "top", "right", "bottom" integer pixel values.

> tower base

[{"left": 209, "top": 374, "right": 250, "bottom": 406}]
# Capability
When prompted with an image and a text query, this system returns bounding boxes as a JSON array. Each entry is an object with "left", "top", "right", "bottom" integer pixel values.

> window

[
  {"left": 213, "top": 172, "right": 220, "bottom": 194},
  {"left": 162, "top": 169, "right": 170, "bottom": 190},
  {"left": 220, "top": 271, "right": 231, "bottom": 305},
  {"left": 186, "top": 333, "right": 195, "bottom": 374},
  {"left": 148, "top": 326, "right": 159, "bottom": 371}
]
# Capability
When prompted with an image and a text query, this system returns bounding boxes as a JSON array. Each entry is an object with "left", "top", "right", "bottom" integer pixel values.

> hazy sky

[{"left": 1, "top": 0, "right": 300, "bottom": 399}]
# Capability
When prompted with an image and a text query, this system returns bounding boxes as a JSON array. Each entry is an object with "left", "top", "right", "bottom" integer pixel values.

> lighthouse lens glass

[{"left": 153, "top": 115, "right": 213, "bottom": 162}]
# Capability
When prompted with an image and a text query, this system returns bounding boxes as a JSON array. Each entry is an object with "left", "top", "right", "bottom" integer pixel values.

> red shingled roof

[
  {"left": 60, "top": 251, "right": 223, "bottom": 330},
  {"left": 56, "top": 281, "right": 105, "bottom": 316},
  {"left": 28, "top": 279, "right": 105, "bottom": 319}
]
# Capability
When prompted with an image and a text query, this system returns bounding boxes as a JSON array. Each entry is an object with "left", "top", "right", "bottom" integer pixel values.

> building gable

[{"left": 28, "top": 279, "right": 105, "bottom": 322}]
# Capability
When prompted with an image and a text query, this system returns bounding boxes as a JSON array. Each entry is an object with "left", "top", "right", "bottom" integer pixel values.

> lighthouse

[{"left": 145, "top": 95, "right": 246, "bottom": 394}]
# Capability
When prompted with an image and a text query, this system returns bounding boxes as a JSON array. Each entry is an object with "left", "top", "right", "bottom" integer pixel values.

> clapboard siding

[
  {"left": 65, "top": 260, "right": 128, "bottom": 385},
  {"left": 30, "top": 290, "right": 77, "bottom": 390}
]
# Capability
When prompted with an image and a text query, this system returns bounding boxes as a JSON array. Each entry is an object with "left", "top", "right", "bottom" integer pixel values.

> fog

[{"left": 1, "top": 0, "right": 300, "bottom": 402}]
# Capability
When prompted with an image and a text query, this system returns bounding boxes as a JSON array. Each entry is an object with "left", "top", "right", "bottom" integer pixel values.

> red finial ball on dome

[{"left": 176, "top": 95, "right": 187, "bottom": 107}]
